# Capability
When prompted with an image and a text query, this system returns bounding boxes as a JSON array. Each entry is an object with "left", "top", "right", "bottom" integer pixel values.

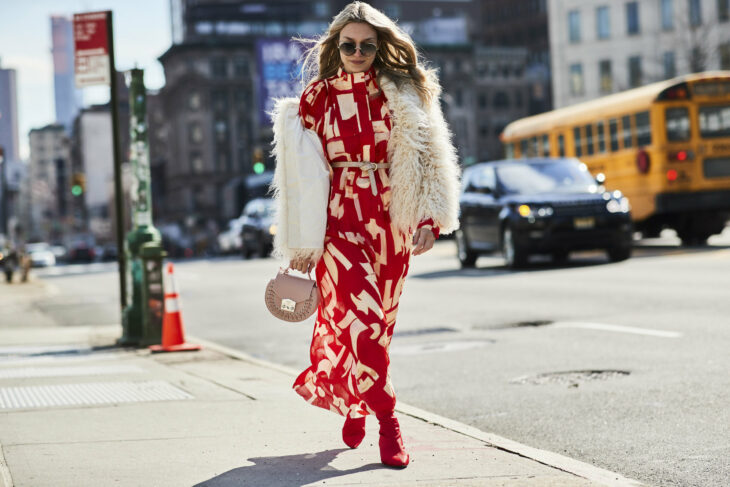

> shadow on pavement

[{"left": 194, "top": 448, "right": 382, "bottom": 487}]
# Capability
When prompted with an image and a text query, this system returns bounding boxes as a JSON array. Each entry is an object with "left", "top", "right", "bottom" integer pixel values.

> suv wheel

[
  {"left": 455, "top": 229, "right": 478, "bottom": 268},
  {"left": 502, "top": 226, "right": 527, "bottom": 268}
]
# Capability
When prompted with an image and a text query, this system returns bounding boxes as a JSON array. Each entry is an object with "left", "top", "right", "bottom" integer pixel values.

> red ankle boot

[
  {"left": 376, "top": 412, "right": 409, "bottom": 468},
  {"left": 342, "top": 415, "right": 366, "bottom": 449}
]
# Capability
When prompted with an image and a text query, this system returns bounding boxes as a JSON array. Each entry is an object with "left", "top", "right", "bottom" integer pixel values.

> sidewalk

[{"left": 0, "top": 323, "right": 642, "bottom": 486}]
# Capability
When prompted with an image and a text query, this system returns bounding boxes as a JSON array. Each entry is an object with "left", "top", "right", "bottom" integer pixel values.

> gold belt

[{"left": 330, "top": 161, "right": 391, "bottom": 196}]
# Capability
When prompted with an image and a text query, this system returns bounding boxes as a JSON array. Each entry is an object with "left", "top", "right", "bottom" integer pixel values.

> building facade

[
  {"left": 51, "top": 15, "right": 82, "bottom": 132},
  {"left": 0, "top": 61, "right": 20, "bottom": 162},
  {"left": 549, "top": 0, "right": 730, "bottom": 108},
  {"left": 27, "top": 124, "right": 72, "bottom": 243}
]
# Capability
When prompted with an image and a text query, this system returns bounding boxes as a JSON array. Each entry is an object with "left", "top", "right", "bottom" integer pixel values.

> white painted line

[
  {"left": 552, "top": 322, "right": 682, "bottom": 338},
  {"left": 189, "top": 335, "right": 644, "bottom": 487}
]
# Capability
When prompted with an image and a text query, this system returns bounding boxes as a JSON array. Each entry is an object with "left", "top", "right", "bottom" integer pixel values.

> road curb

[{"left": 188, "top": 335, "right": 644, "bottom": 487}]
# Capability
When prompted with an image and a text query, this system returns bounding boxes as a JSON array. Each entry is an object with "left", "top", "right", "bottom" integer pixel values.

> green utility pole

[{"left": 119, "top": 68, "right": 166, "bottom": 347}]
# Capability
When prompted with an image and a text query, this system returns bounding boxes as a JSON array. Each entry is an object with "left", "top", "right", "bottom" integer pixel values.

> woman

[{"left": 271, "top": 1, "right": 460, "bottom": 468}]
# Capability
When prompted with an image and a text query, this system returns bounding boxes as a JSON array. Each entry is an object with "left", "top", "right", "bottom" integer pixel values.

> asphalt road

[{"left": 29, "top": 228, "right": 730, "bottom": 487}]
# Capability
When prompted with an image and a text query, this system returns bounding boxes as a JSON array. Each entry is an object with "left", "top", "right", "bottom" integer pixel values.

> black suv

[{"left": 456, "top": 158, "right": 633, "bottom": 268}]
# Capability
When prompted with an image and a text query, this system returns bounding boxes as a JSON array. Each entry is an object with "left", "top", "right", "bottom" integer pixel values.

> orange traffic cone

[{"left": 150, "top": 263, "right": 201, "bottom": 353}]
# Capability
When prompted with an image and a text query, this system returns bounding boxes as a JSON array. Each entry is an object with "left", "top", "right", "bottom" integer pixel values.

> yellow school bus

[{"left": 501, "top": 71, "right": 730, "bottom": 245}]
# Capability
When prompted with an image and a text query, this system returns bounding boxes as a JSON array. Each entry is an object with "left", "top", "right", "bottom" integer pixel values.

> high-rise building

[
  {"left": 0, "top": 60, "right": 20, "bottom": 162},
  {"left": 51, "top": 15, "right": 82, "bottom": 131}
]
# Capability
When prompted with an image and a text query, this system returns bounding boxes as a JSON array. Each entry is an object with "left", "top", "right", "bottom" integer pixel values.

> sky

[{"left": 0, "top": 0, "right": 171, "bottom": 160}]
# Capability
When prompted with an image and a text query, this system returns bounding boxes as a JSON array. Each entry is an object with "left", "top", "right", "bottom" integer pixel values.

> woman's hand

[
  {"left": 289, "top": 256, "right": 318, "bottom": 274},
  {"left": 412, "top": 228, "right": 435, "bottom": 256}
]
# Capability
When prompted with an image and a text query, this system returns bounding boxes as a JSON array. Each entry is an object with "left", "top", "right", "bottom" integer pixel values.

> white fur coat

[{"left": 270, "top": 73, "right": 461, "bottom": 262}]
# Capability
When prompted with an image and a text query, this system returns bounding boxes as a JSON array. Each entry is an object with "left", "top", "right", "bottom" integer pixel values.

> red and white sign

[{"left": 73, "top": 11, "right": 111, "bottom": 88}]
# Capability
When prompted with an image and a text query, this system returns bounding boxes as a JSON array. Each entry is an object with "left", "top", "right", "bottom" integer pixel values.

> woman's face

[{"left": 338, "top": 22, "right": 378, "bottom": 74}]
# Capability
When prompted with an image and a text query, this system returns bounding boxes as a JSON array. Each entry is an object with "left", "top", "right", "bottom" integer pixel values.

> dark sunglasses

[{"left": 338, "top": 42, "right": 377, "bottom": 57}]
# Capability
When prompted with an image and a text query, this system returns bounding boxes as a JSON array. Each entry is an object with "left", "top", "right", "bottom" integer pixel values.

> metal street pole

[{"left": 106, "top": 11, "right": 128, "bottom": 314}]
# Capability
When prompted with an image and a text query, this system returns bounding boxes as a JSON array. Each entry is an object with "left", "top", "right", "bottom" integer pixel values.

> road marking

[{"left": 551, "top": 321, "right": 682, "bottom": 338}]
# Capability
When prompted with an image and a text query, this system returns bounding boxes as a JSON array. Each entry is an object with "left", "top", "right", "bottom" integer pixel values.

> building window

[
  {"left": 720, "top": 0, "right": 730, "bottom": 21},
  {"left": 609, "top": 118, "right": 620, "bottom": 151},
  {"left": 515, "top": 91, "right": 523, "bottom": 108},
  {"left": 233, "top": 57, "right": 249, "bottom": 77},
  {"left": 211, "top": 90, "right": 228, "bottom": 114},
  {"left": 622, "top": 115, "right": 633, "bottom": 148},
  {"left": 599, "top": 60, "right": 613, "bottom": 93},
  {"left": 314, "top": 2, "right": 329, "bottom": 17},
  {"left": 493, "top": 91, "right": 510, "bottom": 108},
  {"left": 568, "top": 10, "right": 581, "bottom": 43},
  {"left": 210, "top": 57, "right": 227, "bottom": 78},
  {"left": 720, "top": 43, "right": 730, "bottom": 69},
  {"left": 478, "top": 93, "right": 487, "bottom": 108},
  {"left": 663, "top": 51, "right": 676, "bottom": 78},
  {"left": 628, "top": 56, "right": 642, "bottom": 88},
  {"left": 626, "top": 2, "right": 640, "bottom": 34},
  {"left": 597, "top": 6, "right": 611, "bottom": 39},
  {"left": 188, "top": 123, "right": 203, "bottom": 144},
  {"left": 455, "top": 88, "right": 463, "bottom": 107},
  {"left": 689, "top": 0, "right": 702, "bottom": 26},
  {"left": 214, "top": 119, "right": 228, "bottom": 143},
  {"left": 190, "top": 152, "right": 204, "bottom": 173},
  {"left": 188, "top": 91, "right": 201, "bottom": 111},
  {"left": 480, "top": 124, "right": 488, "bottom": 137},
  {"left": 661, "top": 0, "right": 674, "bottom": 30},
  {"left": 691, "top": 47, "right": 705, "bottom": 72},
  {"left": 570, "top": 63, "right": 584, "bottom": 96}
]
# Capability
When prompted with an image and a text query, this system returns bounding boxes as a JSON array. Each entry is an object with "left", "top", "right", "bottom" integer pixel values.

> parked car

[
  {"left": 67, "top": 241, "right": 96, "bottom": 263},
  {"left": 240, "top": 198, "right": 275, "bottom": 258},
  {"left": 217, "top": 218, "right": 244, "bottom": 255},
  {"left": 99, "top": 244, "right": 118, "bottom": 262},
  {"left": 456, "top": 158, "right": 633, "bottom": 268},
  {"left": 25, "top": 242, "right": 56, "bottom": 267}
]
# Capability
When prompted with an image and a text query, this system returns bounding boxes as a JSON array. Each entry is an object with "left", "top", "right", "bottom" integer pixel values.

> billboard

[
  {"left": 73, "top": 11, "right": 111, "bottom": 88},
  {"left": 256, "top": 39, "right": 305, "bottom": 125}
]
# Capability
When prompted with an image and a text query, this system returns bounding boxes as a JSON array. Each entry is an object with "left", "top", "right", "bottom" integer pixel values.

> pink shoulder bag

[{"left": 265, "top": 268, "right": 320, "bottom": 322}]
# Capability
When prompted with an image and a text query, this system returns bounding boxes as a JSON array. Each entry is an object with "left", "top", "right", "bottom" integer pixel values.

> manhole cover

[{"left": 510, "top": 369, "right": 630, "bottom": 386}]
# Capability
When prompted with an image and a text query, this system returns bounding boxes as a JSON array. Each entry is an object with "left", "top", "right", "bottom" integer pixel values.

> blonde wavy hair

[{"left": 298, "top": 1, "right": 439, "bottom": 104}]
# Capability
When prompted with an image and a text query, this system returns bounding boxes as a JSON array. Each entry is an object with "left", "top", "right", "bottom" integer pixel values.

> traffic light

[
  {"left": 71, "top": 173, "right": 86, "bottom": 196},
  {"left": 252, "top": 147, "right": 265, "bottom": 174}
]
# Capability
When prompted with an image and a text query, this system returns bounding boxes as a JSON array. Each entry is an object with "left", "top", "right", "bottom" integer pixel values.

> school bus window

[
  {"left": 585, "top": 124, "right": 595, "bottom": 155},
  {"left": 636, "top": 111, "right": 652, "bottom": 146},
  {"left": 666, "top": 107, "right": 690, "bottom": 141},
  {"left": 622, "top": 115, "right": 633, "bottom": 148},
  {"left": 505, "top": 142, "right": 514, "bottom": 159},
  {"left": 520, "top": 139, "right": 528, "bottom": 158},
  {"left": 609, "top": 118, "right": 619, "bottom": 151},
  {"left": 699, "top": 105, "right": 730, "bottom": 138},
  {"left": 529, "top": 136, "right": 538, "bottom": 156},
  {"left": 597, "top": 121, "right": 606, "bottom": 152},
  {"left": 558, "top": 134, "right": 565, "bottom": 157},
  {"left": 573, "top": 127, "right": 582, "bottom": 157},
  {"left": 542, "top": 134, "right": 550, "bottom": 156}
]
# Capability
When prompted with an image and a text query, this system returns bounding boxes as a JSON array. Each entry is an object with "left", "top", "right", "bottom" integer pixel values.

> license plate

[{"left": 574, "top": 217, "right": 595, "bottom": 229}]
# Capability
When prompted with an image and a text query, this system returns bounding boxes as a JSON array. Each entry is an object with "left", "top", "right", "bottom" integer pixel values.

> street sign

[{"left": 73, "top": 11, "right": 111, "bottom": 88}]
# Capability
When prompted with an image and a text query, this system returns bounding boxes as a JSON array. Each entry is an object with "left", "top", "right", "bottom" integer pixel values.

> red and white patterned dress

[{"left": 293, "top": 67, "right": 438, "bottom": 417}]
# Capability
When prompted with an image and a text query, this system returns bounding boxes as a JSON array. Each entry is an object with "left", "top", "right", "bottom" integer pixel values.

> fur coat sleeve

[
  {"left": 269, "top": 97, "right": 330, "bottom": 262},
  {"left": 379, "top": 74, "right": 461, "bottom": 235}
]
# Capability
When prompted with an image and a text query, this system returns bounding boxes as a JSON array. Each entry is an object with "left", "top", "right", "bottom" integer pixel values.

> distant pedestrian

[{"left": 271, "top": 1, "right": 460, "bottom": 468}]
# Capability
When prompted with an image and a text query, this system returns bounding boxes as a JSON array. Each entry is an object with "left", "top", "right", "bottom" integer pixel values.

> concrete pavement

[{"left": 0, "top": 281, "right": 642, "bottom": 486}]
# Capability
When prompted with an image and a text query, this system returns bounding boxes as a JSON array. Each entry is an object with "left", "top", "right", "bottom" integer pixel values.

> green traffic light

[
  {"left": 253, "top": 162, "right": 265, "bottom": 174},
  {"left": 71, "top": 185, "right": 83, "bottom": 196}
]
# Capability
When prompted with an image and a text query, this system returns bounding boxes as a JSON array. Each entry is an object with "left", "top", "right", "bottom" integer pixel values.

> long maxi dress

[{"left": 293, "top": 66, "right": 438, "bottom": 418}]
